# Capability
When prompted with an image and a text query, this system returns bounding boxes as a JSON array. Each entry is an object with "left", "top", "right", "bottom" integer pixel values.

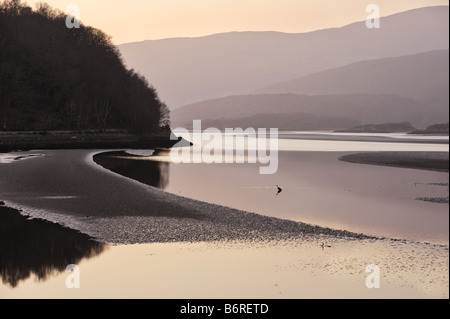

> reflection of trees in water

[
  {"left": 0, "top": 206, "right": 105, "bottom": 288},
  {"left": 93, "top": 151, "right": 170, "bottom": 189}
]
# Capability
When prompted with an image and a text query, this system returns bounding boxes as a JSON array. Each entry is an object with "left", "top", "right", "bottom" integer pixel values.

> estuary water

[
  {"left": 1, "top": 131, "right": 448, "bottom": 299},
  {"left": 101, "top": 131, "right": 449, "bottom": 244}
]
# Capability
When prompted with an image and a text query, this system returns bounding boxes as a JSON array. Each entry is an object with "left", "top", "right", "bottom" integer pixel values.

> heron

[{"left": 276, "top": 185, "right": 282, "bottom": 195}]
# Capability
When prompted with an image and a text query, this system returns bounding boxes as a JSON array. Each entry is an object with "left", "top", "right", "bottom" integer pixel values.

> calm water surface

[{"left": 106, "top": 131, "right": 449, "bottom": 243}]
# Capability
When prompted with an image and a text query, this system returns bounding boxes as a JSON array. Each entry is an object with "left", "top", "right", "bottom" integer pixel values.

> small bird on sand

[
  {"left": 276, "top": 185, "right": 282, "bottom": 195},
  {"left": 320, "top": 243, "right": 332, "bottom": 250}
]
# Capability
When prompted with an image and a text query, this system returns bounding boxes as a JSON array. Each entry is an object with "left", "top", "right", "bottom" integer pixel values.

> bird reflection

[{"left": 0, "top": 205, "right": 105, "bottom": 288}]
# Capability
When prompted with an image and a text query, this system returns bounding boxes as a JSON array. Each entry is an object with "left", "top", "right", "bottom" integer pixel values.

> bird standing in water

[{"left": 276, "top": 185, "right": 282, "bottom": 195}]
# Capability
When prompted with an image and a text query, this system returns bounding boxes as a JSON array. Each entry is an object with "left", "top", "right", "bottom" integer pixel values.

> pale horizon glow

[{"left": 24, "top": 0, "right": 449, "bottom": 44}]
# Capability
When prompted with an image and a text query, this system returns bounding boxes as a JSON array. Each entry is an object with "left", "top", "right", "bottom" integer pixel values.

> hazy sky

[{"left": 26, "top": 0, "right": 449, "bottom": 44}]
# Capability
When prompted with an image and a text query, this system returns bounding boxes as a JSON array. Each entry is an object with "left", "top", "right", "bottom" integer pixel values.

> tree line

[{"left": 0, "top": 0, "right": 170, "bottom": 134}]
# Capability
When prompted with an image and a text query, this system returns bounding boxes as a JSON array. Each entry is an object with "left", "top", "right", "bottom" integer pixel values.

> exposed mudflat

[{"left": 339, "top": 151, "right": 449, "bottom": 172}]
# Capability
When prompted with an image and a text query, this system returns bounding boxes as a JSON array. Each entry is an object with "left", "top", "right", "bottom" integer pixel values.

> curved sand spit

[{"left": 0, "top": 149, "right": 371, "bottom": 244}]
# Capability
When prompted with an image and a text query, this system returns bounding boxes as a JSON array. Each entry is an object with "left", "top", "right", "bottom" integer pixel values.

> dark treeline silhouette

[{"left": 0, "top": 0, "right": 170, "bottom": 134}]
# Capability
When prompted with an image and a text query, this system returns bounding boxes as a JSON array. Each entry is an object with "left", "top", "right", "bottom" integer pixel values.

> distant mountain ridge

[
  {"left": 118, "top": 6, "right": 449, "bottom": 109},
  {"left": 171, "top": 93, "right": 436, "bottom": 130},
  {"left": 171, "top": 48, "right": 449, "bottom": 131},
  {"left": 255, "top": 50, "right": 449, "bottom": 112}
]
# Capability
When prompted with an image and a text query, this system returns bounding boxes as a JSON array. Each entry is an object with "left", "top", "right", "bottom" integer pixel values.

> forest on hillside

[{"left": 0, "top": 0, "right": 170, "bottom": 134}]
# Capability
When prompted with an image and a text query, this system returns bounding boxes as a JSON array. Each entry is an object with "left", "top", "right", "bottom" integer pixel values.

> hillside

[
  {"left": 118, "top": 6, "right": 449, "bottom": 108},
  {"left": 256, "top": 50, "right": 449, "bottom": 112},
  {"left": 198, "top": 113, "right": 358, "bottom": 131},
  {"left": 410, "top": 123, "right": 449, "bottom": 135},
  {"left": 171, "top": 93, "right": 436, "bottom": 130},
  {"left": 0, "top": 0, "right": 169, "bottom": 134}
]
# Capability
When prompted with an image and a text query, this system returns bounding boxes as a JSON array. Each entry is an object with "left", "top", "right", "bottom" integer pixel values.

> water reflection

[
  {"left": 93, "top": 151, "right": 170, "bottom": 189},
  {"left": 0, "top": 205, "right": 105, "bottom": 288}
]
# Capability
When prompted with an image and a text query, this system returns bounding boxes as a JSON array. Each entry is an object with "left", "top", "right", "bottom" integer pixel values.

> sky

[{"left": 25, "top": 0, "right": 449, "bottom": 44}]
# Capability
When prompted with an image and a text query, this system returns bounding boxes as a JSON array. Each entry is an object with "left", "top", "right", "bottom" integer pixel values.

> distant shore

[
  {"left": 339, "top": 151, "right": 449, "bottom": 172},
  {"left": 339, "top": 151, "right": 449, "bottom": 204},
  {"left": 0, "top": 130, "right": 184, "bottom": 153}
]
